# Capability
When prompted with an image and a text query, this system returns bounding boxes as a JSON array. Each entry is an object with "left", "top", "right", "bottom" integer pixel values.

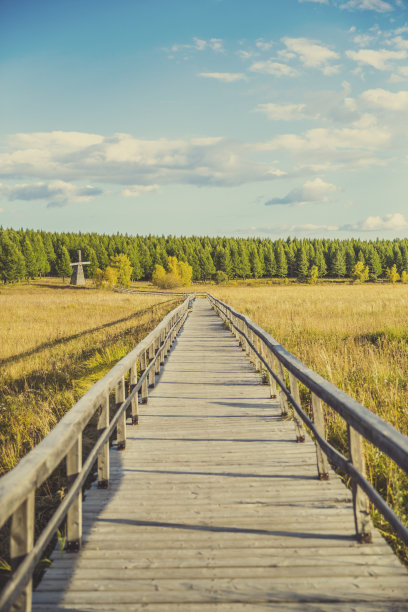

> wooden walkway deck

[{"left": 33, "top": 299, "right": 408, "bottom": 611}]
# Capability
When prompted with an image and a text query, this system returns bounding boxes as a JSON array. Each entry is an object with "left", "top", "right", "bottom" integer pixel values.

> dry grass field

[
  {"left": 1, "top": 279, "right": 407, "bottom": 570},
  {"left": 0, "top": 279, "right": 180, "bottom": 475},
  {"left": 201, "top": 282, "right": 408, "bottom": 562}
]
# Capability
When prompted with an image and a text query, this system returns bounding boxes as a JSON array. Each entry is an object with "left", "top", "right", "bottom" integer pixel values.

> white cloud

[
  {"left": 389, "top": 35, "right": 408, "bottom": 50},
  {"left": 0, "top": 131, "right": 287, "bottom": 191},
  {"left": 0, "top": 180, "right": 102, "bottom": 207},
  {"left": 258, "top": 120, "right": 391, "bottom": 165},
  {"left": 298, "top": 0, "right": 329, "bottom": 4},
  {"left": 168, "top": 37, "right": 224, "bottom": 55},
  {"left": 353, "top": 34, "right": 376, "bottom": 46},
  {"left": 346, "top": 48, "right": 407, "bottom": 70},
  {"left": 341, "top": 0, "right": 394, "bottom": 11},
  {"left": 249, "top": 60, "right": 298, "bottom": 77},
  {"left": 342, "top": 213, "right": 408, "bottom": 230},
  {"left": 236, "top": 50, "right": 256, "bottom": 60},
  {"left": 198, "top": 72, "right": 246, "bottom": 82},
  {"left": 282, "top": 37, "right": 340, "bottom": 74},
  {"left": 122, "top": 185, "right": 160, "bottom": 197},
  {"left": 361, "top": 88, "right": 408, "bottom": 110},
  {"left": 265, "top": 177, "right": 337, "bottom": 205},
  {"left": 255, "top": 38, "right": 274, "bottom": 51},
  {"left": 254, "top": 102, "right": 307, "bottom": 120}
]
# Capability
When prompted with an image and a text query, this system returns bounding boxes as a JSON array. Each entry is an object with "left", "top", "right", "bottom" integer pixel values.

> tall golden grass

[
  {"left": 0, "top": 279, "right": 180, "bottom": 475},
  {"left": 0, "top": 280, "right": 181, "bottom": 581},
  {"left": 203, "top": 282, "right": 408, "bottom": 563}
]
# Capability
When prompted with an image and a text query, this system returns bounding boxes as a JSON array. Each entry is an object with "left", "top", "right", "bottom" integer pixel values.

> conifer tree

[
  {"left": 366, "top": 247, "right": 382, "bottom": 281},
  {"left": 263, "top": 243, "right": 276, "bottom": 276},
  {"left": 330, "top": 247, "right": 346, "bottom": 278},
  {"left": 22, "top": 237, "right": 38, "bottom": 279},
  {"left": 55, "top": 245, "right": 72, "bottom": 282},
  {"left": 295, "top": 245, "right": 309, "bottom": 280},
  {"left": 275, "top": 243, "right": 288, "bottom": 278},
  {"left": 0, "top": 233, "right": 26, "bottom": 282},
  {"left": 313, "top": 246, "right": 327, "bottom": 277},
  {"left": 248, "top": 244, "right": 263, "bottom": 278}
]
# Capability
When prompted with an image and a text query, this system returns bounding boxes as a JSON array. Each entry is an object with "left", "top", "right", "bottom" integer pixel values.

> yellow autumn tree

[{"left": 152, "top": 256, "right": 192, "bottom": 289}]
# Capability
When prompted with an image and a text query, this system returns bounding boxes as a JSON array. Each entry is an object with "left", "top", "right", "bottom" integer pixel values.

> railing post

[
  {"left": 97, "top": 394, "right": 110, "bottom": 488},
  {"left": 10, "top": 491, "right": 35, "bottom": 612},
  {"left": 66, "top": 434, "right": 82, "bottom": 551},
  {"left": 348, "top": 425, "right": 372, "bottom": 542},
  {"left": 267, "top": 349, "right": 278, "bottom": 398},
  {"left": 160, "top": 330, "right": 165, "bottom": 365},
  {"left": 140, "top": 351, "right": 148, "bottom": 404},
  {"left": 276, "top": 360, "right": 289, "bottom": 417},
  {"left": 155, "top": 336, "right": 161, "bottom": 376},
  {"left": 130, "top": 363, "right": 138, "bottom": 425},
  {"left": 288, "top": 372, "right": 306, "bottom": 443},
  {"left": 148, "top": 342, "right": 155, "bottom": 388},
  {"left": 255, "top": 335, "right": 261, "bottom": 372},
  {"left": 311, "top": 393, "right": 329, "bottom": 480},
  {"left": 116, "top": 376, "right": 126, "bottom": 450}
]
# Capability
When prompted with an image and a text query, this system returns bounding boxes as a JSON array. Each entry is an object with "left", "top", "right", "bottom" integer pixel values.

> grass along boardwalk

[{"left": 32, "top": 298, "right": 408, "bottom": 611}]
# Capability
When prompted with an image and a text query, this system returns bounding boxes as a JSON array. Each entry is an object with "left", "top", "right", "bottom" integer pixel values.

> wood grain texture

[{"left": 33, "top": 299, "right": 408, "bottom": 611}]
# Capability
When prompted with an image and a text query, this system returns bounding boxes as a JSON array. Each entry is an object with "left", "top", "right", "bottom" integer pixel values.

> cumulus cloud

[
  {"left": 255, "top": 39, "right": 274, "bottom": 51},
  {"left": 249, "top": 60, "right": 298, "bottom": 77},
  {"left": 0, "top": 180, "right": 102, "bottom": 207},
  {"left": 282, "top": 37, "right": 340, "bottom": 74},
  {"left": 265, "top": 178, "right": 337, "bottom": 206},
  {"left": 198, "top": 72, "right": 246, "bottom": 82},
  {"left": 346, "top": 48, "right": 407, "bottom": 70},
  {"left": 341, "top": 213, "right": 408, "bottom": 230},
  {"left": 254, "top": 102, "right": 307, "bottom": 120},
  {"left": 341, "top": 0, "right": 394, "bottom": 11},
  {"left": 257, "top": 119, "right": 391, "bottom": 166},
  {"left": 168, "top": 37, "right": 224, "bottom": 55},
  {"left": 361, "top": 88, "right": 408, "bottom": 110},
  {"left": 0, "top": 131, "right": 287, "bottom": 191},
  {"left": 122, "top": 185, "right": 159, "bottom": 197}
]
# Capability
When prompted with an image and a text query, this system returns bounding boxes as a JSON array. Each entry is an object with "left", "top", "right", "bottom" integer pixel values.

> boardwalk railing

[
  {"left": 208, "top": 294, "right": 408, "bottom": 548},
  {"left": 0, "top": 296, "right": 192, "bottom": 612}
]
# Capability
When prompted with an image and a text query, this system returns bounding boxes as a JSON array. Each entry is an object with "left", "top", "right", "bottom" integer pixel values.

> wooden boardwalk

[{"left": 33, "top": 299, "right": 408, "bottom": 611}]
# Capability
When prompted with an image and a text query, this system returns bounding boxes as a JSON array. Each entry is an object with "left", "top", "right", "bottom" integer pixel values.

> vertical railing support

[
  {"left": 155, "top": 336, "right": 161, "bottom": 376},
  {"left": 140, "top": 350, "right": 148, "bottom": 404},
  {"left": 130, "top": 363, "right": 138, "bottom": 425},
  {"left": 97, "top": 394, "right": 110, "bottom": 488},
  {"left": 66, "top": 435, "right": 82, "bottom": 551},
  {"left": 160, "top": 331, "right": 165, "bottom": 365},
  {"left": 348, "top": 426, "right": 372, "bottom": 542},
  {"left": 255, "top": 335, "right": 261, "bottom": 372},
  {"left": 288, "top": 372, "right": 306, "bottom": 443},
  {"left": 10, "top": 491, "right": 35, "bottom": 612},
  {"left": 268, "top": 349, "right": 278, "bottom": 399},
  {"left": 116, "top": 376, "right": 126, "bottom": 450},
  {"left": 276, "top": 360, "right": 289, "bottom": 417},
  {"left": 148, "top": 343, "right": 155, "bottom": 388},
  {"left": 311, "top": 393, "right": 329, "bottom": 480}
]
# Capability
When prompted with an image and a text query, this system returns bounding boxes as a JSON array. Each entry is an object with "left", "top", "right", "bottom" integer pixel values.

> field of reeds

[
  {"left": 0, "top": 279, "right": 181, "bottom": 581},
  {"left": 202, "top": 281, "right": 408, "bottom": 563}
]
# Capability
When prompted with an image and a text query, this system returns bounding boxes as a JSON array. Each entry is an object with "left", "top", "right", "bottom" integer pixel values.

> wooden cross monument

[{"left": 70, "top": 250, "right": 90, "bottom": 286}]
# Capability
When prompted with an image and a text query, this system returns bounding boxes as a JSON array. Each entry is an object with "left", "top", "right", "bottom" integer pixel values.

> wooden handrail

[
  {"left": 0, "top": 296, "right": 192, "bottom": 612},
  {"left": 208, "top": 293, "right": 408, "bottom": 546}
]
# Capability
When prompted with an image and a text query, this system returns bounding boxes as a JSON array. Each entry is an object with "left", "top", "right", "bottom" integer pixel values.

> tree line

[{"left": 1, "top": 227, "right": 408, "bottom": 283}]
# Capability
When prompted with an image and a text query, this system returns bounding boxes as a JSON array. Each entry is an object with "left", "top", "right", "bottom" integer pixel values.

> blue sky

[{"left": 1, "top": 0, "right": 408, "bottom": 238}]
